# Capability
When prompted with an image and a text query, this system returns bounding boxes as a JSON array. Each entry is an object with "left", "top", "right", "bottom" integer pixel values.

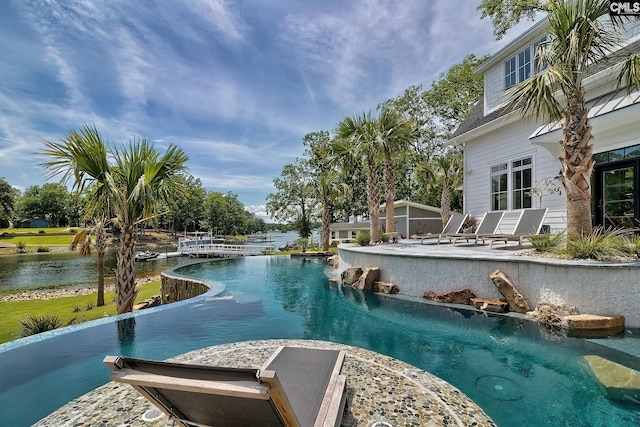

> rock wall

[
  {"left": 161, "top": 273, "right": 210, "bottom": 303},
  {"left": 338, "top": 244, "right": 640, "bottom": 327}
]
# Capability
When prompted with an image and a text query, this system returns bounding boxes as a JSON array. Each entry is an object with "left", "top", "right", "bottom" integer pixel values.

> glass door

[{"left": 597, "top": 161, "right": 637, "bottom": 228}]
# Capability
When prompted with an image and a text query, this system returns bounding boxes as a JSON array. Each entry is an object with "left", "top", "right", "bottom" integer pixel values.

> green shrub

[
  {"left": 19, "top": 314, "right": 62, "bottom": 337},
  {"left": 564, "top": 227, "right": 628, "bottom": 260},
  {"left": 36, "top": 246, "right": 50, "bottom": 253},
  {"left": 15, "top": 241, "right": 26, "bottom": 253},
  {"left": 355, "top": 231, "right": 370, "bottom": 246},
  {"left": 380, "top": 233, "right": 390, "bottom": 243},
  {"left": 69, "top": 229, "right": 77, "bottom": 234},
  {"left": 38, "top": 230, "right": 46, "bottom": 234},
  {"left": 528, "top": 231, "right": 565, "bottom": 252}
]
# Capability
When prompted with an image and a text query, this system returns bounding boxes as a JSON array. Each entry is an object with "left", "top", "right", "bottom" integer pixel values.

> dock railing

[{"left": 179, "top": 244, "right": 273, "bottom": 257}]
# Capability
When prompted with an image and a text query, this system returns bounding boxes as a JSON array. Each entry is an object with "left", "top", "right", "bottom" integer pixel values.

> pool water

[{"left": 1, "top": 257, "right": 639, "bottom": 426}]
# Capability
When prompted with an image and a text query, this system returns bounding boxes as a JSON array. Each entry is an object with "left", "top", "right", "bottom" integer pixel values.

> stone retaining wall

[
  {"left": 160, "top": 272, "right": 210, "bottom": 303},
  {"left": 339, "top": 244, "right": 640, "bottom": 328}
]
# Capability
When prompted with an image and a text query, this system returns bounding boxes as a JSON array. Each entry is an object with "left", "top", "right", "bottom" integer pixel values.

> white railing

[{"left": 180, "top": 244, "right": 272, "bottom": 256}]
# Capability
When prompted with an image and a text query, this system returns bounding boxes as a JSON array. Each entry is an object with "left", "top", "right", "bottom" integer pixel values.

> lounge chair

[
  {"left": 104, "top": 346, "right": 347, "bottom": 427},
  {"left": 480, "top": 208, "right": 548, "bottom": 248},
  {"left": 411, "top": 212, "right": 468, "bottom": 244},
  {"left": 439, "top": 211, "right": 505, "bottom": 246}
]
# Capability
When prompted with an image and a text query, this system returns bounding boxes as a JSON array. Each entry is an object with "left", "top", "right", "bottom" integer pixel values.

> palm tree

[
  {"left": 506, "top": 0, "right": 640, "bottom": 237},
  {"left": 415, "top": 153, "right": 462, "bottom": 227},
  {"left": 315, "top": 170, "right": 351, "bottom": 252},
  {"left": 41, "top": 125, "right": 189, "bottom": 313},
  {"left": 70, "top": 218, "right": 107, "bottom": 306},
  {"left": 336, "top": 112, "right": 383, "bottom": 244},
  {"left": 378, "top": 110, "right": 415, "bottom": 234}
]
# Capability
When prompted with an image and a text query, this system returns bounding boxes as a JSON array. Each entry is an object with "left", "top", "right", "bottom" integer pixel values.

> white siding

[
  {"left": 483, "top": 64, "right": 505, "bottom": 113},
  {"left": 463, "top": 119, "right": 567, "bottom": 231}
]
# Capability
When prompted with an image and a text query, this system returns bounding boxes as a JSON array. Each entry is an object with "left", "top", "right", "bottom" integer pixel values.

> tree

[
  {"left": 498, "top": 0, "right": 640, "bottom": 236},
  {"left": 70, "top": 219, "right": 107, "bottom": 306},
  {"left": 161, "top": 175, "right": 206, "bottom": 233},
  {"left": 336, "top": 112, "right": 384, "bottom": 243},
  {"left": 15, "top": 183, "right": 72, "bottom": 226},
  {"left": 41, "top": 125, "right": 189, "bottom": 313},
  {"left": 377, "top": 109, "right": 416, "bottom": 234},
  {"left": 0, "top": 178, "right": 17, "bottom": 227},
  {"left": 478, "top": 0, "right": 546, "bottom": 40},
  {"left": 415, "top": 152, "right": 463, "bottom": 227},
  {"left": 266, "top": 159, "right": 315, "bottom": 240}
]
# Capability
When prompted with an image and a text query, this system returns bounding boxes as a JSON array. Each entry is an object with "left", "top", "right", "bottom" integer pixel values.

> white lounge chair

[
  {"left": 411, "top": 212, "right": 468, "bottom": 244},
  {"left": 480, "top": 208, "right": 549, "bottom": 248},
  {"left": 104, "top": 346, "right": 347, "bottom": 427},
  {"left": 438, "top": 211, "right": 505, "bottom": 246}
]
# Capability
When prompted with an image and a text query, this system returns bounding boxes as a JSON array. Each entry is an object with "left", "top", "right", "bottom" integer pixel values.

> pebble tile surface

[{"left": 35, "top": 339, "right": 496, "bottom": 427}]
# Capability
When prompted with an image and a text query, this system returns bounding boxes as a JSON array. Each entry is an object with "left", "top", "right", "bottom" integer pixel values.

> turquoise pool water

[{"left": 1, "top": 256, "right": 639, "bottom": 426}]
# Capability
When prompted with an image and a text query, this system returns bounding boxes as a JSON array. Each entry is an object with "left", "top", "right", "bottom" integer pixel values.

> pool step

[{"left": 583, "top": 355, "right": 640, "bottom": 404}]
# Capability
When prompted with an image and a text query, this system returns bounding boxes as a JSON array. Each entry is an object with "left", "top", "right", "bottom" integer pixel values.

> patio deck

[
  {"left": 338, "top": 239, "right": 640, "bottom": 328},
  {"left": 35, "top": 340, "right": 496, "bottom": 427}
]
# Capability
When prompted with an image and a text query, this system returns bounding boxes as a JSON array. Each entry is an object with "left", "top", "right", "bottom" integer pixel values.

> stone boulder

[
  {"left": 327, "top": 255, "right": 339, "bottom": 268},
  {"left": 562, "top": 314, "right": 625, "bottom": 338},
  {"left": 470, "top": 297, "right": 509, "bottom": 313},
  {"left": 489, "top": 269, "right": 530, "bottom": 313},
  {"left": 373, "top": 281, "right": 399, "bottom": 294},
  {"left": 525, "top": 302, "right": 579, "bottom": 336},
  {"left": 341, "top": 267, "right": 363, "bottom": 286},
  {"left": 423, "top": 288, "right": 476, "bottom": 305},
  {"left": 354, "top": 267, "right": 380, "bottom": 291}
]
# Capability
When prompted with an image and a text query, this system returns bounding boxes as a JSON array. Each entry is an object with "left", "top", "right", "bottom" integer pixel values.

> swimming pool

[{"left": 1, "top": 256, "right": 639, "bottom": 426}]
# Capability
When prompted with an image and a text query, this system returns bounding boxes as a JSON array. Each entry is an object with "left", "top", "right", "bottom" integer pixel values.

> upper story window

[{"left": 504, "top": 36, "right": 547, "bottom": 89}]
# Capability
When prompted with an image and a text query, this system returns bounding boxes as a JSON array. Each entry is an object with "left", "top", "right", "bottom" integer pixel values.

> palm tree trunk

[
  {"left": 562, "top": 92, "right": 594, "bottom": 237},
  {"left": 367, "top": 160, "right": 381, "bottom": 244},
  {"left": 384, "top": 158, "right": 395, "bottom": 234},
  {"left": 440, "top": 181, "right": 452, "bottom": 228},
  {"left": 322, "top": 199, "right": 330, "bottom": 252},
  {"left": 96, "top": 222, "right": 106, "bottom": 306},
  {"left": 116, "top": 223, "right": 138, "bottom": 314}
]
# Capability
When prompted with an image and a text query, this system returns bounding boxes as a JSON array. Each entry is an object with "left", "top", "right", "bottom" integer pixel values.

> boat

[
  {"left": 135, "top": 251, "right": 159, "bottom": 262},
  {"left": 177, "top": 232, "right": 225, "bottom": 253},
  {"left": 245, "top": 232, "right": 274, "bottom": 243}
]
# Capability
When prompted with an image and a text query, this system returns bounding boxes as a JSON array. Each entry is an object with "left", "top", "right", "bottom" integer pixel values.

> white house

[{"left": 449, "top": 18, "right": 640, "bottom": 232}]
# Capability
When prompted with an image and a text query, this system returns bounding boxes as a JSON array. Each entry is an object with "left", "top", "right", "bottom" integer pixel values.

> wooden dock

[{"left": 180, "top": 244, "right": 272, "bottom": 258}]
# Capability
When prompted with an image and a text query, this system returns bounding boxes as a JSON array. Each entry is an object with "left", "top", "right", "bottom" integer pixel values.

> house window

[
  {"left": 490, "top": 157, "right": 533, "bottom": 210},
  {"left": 533, "top": 36, "right": 548, "bottom": 73},
  {"left": 512, "top": 157, "right": 532, "bottom": 209},
  {"left": 504, "top": 37, "right": 546, "bottom": 88},
  {"left": 491, "top": 163, "right": 508, "bottom": 210},
  {"left": 518, "top": 48, "right": 531, "bottom": 82},
  {"left": 504, "top": 57, "right": 517, "bottom": 88}
]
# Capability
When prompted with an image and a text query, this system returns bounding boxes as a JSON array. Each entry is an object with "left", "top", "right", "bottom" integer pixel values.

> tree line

[{"left": 0, "top": 176, "right": 266, "bottom": 235}]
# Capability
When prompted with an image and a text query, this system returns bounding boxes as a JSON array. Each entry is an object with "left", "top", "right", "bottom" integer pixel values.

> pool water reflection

[{"left": 0, "top": 256, "right": 639, "bottom": 426}]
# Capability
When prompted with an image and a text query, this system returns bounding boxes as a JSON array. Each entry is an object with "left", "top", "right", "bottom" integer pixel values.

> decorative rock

[
  {"left": 583, "top": 355, "right": 640, "bottom": 402},
  {"left": 470, "top": 297, "right": 509, "bottom": 313},
  {"left": 562, "top": 314, "right": 625, "bottom": 337},
  {"left": 373, "top": 281, "right": 399, "bottom": 294},
  {"left": 341, "top": 267, "right": 363, "bottom": 285},
  {"left": 354, "top": 267, "right": 380, "bottom": 291},
  {"left": 489, "top": 269, "right": 530, "bottom": 313},
  {"left": 525, "top": 302, "right": 579, "bottom": 335},
  {"left": 327, "top": 255, "right": 339, "bottom": 268},
  {"left": 422, "top": 288, "right": 476, "bottom": 305}
]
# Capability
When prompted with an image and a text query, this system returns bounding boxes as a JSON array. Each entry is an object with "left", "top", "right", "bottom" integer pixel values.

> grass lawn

[
  {"left": 0, "top": 280, "right": 161, "bottom": 344},
  {"left": 0, "top": 234, "right": 75, "bottom": 246}
]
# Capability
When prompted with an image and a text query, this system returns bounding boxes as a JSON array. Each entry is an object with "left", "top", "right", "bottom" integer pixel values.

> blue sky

[{"left": 0, "top": 0, "right": 527, "bottom": 220}]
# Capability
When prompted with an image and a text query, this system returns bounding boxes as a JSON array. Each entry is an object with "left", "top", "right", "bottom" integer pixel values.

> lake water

[{"left": 0, "top": 231, "right": 302, "bottom": 289}]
